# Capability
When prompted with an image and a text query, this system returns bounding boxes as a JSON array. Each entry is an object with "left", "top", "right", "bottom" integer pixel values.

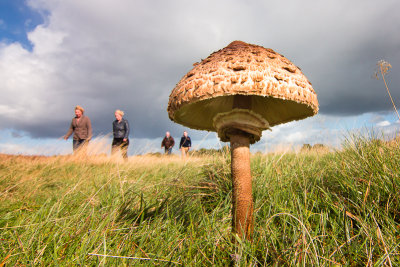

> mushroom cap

[{"left": 168, "top": 40, "right": 318, "bottom": 132}]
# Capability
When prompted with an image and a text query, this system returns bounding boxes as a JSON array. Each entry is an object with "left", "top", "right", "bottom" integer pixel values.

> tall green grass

[{"left": 1, "top": 134, "right": 399, "bottom": 265}]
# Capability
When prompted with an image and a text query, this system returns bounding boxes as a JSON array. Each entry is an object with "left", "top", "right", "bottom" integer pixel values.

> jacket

[
  {"left": 113, "top": 118, "right": 130, "bottom": 139},
  {"left": 65, "top": 115, "right": 92, "bottom": 140},
  {"left": 161, "top": 136, "right": 175, "bottom": 149},
  {"left": 179, "top": 136, "right": 191, "bottom": 148}
]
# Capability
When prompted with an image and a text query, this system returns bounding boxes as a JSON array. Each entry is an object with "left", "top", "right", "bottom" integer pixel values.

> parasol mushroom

[{"left": 167, "top": 40, "right": 318, "bottom": 239}]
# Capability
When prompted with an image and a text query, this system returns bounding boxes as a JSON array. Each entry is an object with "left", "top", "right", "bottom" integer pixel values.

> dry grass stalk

[
  {"left": 372, "top": 213, "right": 392, "bottom": 266},
  {"left": 376, "top": 60, "right": 400, "bottom": 122}
]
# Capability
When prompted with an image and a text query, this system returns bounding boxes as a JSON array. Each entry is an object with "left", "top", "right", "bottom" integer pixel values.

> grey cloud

[
  {"left": 11, "top": 131, "right": 23, "bottom": 138},
  {"left": 1, "top": 0, "right": 400, "bottom": 141}
]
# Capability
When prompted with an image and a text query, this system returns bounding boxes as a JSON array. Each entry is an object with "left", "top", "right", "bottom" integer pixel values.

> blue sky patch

[{"left": 0, "top": 0, "right": 46, "bottom": 51}]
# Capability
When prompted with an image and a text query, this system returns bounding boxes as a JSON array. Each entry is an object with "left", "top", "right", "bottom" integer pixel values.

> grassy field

[{"left": 1, "top": 134, "right": 399, "bottom": 266}]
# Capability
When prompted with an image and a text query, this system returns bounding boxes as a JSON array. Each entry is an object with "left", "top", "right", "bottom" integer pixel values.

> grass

[{"left": 0, "top": 133, "right": 399, "bottom": 266}]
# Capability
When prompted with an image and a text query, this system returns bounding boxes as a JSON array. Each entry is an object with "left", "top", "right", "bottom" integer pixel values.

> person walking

[
  {"left": 161, "top": 131, "right": 175, "bottom": 155},
  {"left": 112, "top": 109, "right": 130, "bottom": 159},
  {"left": 64, "top": 105, "right": 92, "bottom": 153},
  {"left": 179, "top": 131, "right": 191, "bottom": 157}
]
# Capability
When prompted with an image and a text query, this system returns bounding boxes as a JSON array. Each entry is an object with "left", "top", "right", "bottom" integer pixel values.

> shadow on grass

[{"left": 116, "top": 159, "right": 233, "bottom": 228}]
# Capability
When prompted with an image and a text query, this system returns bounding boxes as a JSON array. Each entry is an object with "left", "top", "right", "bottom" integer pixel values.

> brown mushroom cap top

[{"left": 168, "top": 40, "right": 318, "bottom": 132}]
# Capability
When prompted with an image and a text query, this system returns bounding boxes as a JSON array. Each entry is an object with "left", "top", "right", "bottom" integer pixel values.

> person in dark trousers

[
  {"left": 161, "top": 131, "right": 175, "bottom": 155},
  {"left": 64, "top": 105, "right": 92, "bottom": 153},
  {"left": 112, "top": 109, "right": 130, "bottom": 159},
  {"left": 179, "top": 131, "right": 191, "bottom": 157}
]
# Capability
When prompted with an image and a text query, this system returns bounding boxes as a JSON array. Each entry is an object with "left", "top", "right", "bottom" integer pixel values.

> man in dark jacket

[
  {"left": 179, "top": 131, "right": 191, "bottom": 157},
  {"left": 161, "top": 131, "right": 175, "bottom": 155}
]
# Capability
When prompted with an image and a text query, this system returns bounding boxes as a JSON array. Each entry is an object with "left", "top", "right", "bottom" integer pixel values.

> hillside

[{"left": 0, "top": 135, "right": 399, "bottom": 265}]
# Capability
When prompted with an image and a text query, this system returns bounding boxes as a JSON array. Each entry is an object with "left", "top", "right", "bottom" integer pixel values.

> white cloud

[
  {"left": 285, "top": 131, "right": 304, "bottom": 143},
  {"left": 0, "top": 140, "right": 69, "bottom": 155},
  {"left": 376, "top": 120, "right": 391, "bottom": 127},
  {"left": 0, "top": 0, "right": 399, "bottom": 149}
]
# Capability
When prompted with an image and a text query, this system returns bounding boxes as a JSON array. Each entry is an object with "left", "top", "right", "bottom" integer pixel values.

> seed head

[{"left": 375, "top": 60, "right": 392, "bottom": 79}]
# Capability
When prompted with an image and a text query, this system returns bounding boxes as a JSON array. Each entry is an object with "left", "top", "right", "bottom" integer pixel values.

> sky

[{"left": 0, "top": 0, "right": 399, "bottom": 155}]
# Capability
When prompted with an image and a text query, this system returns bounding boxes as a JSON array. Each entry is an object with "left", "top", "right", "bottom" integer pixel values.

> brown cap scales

[{"left": 168, "top": 40, "right": 318, "bottom": 133}]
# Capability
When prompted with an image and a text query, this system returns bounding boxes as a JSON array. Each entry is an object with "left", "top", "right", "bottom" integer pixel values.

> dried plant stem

[
  {"left": 372, "top": 214, "right": 392, "bottom": 267},
  {"left": 379, "top": 64, "right": 400, "bottom": 122},
  {"left": 88, "top": 253, "right": 182, "bottom": 265}
]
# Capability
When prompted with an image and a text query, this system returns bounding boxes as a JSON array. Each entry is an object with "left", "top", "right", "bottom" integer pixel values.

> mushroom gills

[{"left": 172, "top": 95, "right": 315, "bottom": 132}]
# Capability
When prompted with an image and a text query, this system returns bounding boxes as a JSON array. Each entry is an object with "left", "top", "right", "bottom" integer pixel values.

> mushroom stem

[{"left": 230, "top": 132, "right": 253, "bottom": 240}]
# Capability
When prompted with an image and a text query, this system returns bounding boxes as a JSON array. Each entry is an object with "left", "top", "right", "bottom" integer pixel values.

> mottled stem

[{"left": 230, "top": 133, "right": 253, "bottom": 240}]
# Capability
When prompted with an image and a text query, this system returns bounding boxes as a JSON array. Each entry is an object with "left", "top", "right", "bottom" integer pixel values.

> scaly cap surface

[{"left": 168, "top": 41, "right": 318, "bottom": 132}]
